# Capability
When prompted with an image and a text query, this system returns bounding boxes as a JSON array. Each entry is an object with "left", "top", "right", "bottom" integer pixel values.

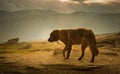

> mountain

[{"left": 0, "top": 10, "right": 120, "bottom": 42}]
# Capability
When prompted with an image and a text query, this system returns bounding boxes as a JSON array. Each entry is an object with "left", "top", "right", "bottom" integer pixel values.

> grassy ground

[{"left": 0, "top": 33, "right": 120, "bottom": 74}]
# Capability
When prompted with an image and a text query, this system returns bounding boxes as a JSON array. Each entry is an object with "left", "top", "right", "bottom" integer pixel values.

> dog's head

[{"left": 48, "top": 30, "right": 60, "bottom": 42}]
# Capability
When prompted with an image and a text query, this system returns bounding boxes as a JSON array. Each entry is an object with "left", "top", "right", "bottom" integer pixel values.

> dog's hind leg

[{"left": 78, "top": 38, "right": 87, "bottom": 60}]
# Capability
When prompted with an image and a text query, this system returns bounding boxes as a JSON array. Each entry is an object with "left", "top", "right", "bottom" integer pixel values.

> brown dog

[{"left": 48, "top": 28, "right": 99, "bottom": 62}]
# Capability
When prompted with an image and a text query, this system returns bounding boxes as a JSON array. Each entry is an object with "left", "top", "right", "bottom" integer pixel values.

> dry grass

[{"left": 0, "top": 33, "right": 120, "bottom": 74}]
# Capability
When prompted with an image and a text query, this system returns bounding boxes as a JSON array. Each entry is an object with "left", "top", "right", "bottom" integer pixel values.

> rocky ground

[{"left": 0, "top": 33, "right": 120, "bottom": 74}]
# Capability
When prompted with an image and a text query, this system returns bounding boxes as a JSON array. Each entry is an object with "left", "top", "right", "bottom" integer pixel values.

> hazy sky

[
  {"left": 0, "top": 0, "right": 120, "bottom": 13},
  {"left": 0, "top": 0, "right": 120, "bottom": 42}
]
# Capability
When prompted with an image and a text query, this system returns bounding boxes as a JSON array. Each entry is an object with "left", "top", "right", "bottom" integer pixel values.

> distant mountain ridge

[
  {"left": 0, "top": 9, "right": 60, "bottom": 16},
  {"left": 0, "top": 9, "right": 120, "bottom": 15},
  {"left": 0, "top": 9, "right": 120, "bottom": 42}
]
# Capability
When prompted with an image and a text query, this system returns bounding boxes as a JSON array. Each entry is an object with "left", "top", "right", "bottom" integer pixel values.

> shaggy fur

[{"left": 48, "top": 28, "right": 99, "bottom": 62}]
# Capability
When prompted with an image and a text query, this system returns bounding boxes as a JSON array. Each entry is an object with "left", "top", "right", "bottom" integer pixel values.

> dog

[{"left": 48, "top": 28, "right": 99, "bottom": 62}]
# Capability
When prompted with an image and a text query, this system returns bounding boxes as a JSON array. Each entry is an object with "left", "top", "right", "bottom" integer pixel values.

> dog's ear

[
  {"left": 53, "top": 30, "right": 60, "bottom": 34},
  {"left": 53, "top": 30, "right": 60, "bottom": 37},
  {"left": 60, "top": 30, "right": 68, "bottom": 41}
]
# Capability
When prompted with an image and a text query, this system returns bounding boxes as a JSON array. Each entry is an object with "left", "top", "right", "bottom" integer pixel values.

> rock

[{"left": 6, "top": 38, "right": 19, "bottom": 45}]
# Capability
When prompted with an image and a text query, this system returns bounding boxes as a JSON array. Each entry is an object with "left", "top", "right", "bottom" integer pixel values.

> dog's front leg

[
  {"left": 63, "top": 44, "right": 72, "bottom": 59},
  {"left": 63, "top": 46, "right": 67, "bottom": 58}
]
